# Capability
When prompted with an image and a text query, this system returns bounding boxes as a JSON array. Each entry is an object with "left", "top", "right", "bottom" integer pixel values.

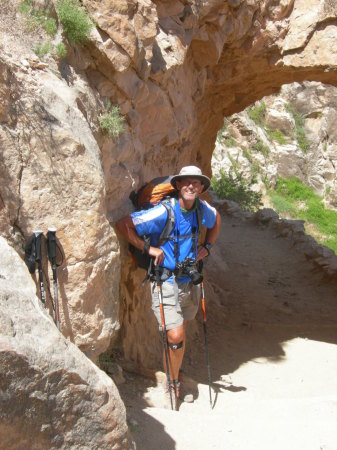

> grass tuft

[
  {"left": 247, "top": 101, "right": 266, "bottom": 127},
  {"left": 252, "top": 139, "right": 270, "bottom": 157},
  {"left": 99, "top": 103, "right": 125, "bottom": 140},
  {"left": 269, "top": 177, "right": 337, "bottom": 253},
  {"left": 266, "top": 128, "right": 287, "bottom": 145}
]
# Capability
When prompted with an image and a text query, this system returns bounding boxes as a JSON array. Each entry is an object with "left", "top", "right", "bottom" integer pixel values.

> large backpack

[{"left": 128, "top": 176, "right": 202, "bottom": 273}]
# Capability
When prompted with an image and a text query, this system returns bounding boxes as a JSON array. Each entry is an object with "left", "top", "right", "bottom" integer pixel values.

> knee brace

[{"left": 168, "top": 341, "right": 183, "bottom": 351}]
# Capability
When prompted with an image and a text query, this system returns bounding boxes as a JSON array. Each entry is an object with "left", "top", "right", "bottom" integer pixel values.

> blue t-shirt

[{"left": 131, "top": 199, "right": 217, "bottom": 283}]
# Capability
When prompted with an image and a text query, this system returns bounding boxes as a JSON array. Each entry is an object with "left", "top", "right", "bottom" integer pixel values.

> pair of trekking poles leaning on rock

[{"left": 116, "top": 166, "right": 221, "bottom": 410}]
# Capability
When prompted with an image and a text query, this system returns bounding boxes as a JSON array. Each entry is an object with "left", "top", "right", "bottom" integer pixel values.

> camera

[{"left": 175, "top": 257, "right": 203, "bottom": 285}]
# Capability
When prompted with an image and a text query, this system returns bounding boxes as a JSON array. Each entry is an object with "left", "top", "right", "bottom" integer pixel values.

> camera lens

[{"left": 186, "top": 266, "right": 203, "bottom": 285}]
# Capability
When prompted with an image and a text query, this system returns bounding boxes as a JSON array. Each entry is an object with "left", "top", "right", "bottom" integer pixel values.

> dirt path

[{"left": 118, "top": 211, "right": 337, "bottom": 450}]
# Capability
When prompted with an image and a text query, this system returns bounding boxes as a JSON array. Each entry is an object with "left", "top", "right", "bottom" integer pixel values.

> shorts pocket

[
  {"left": 161, "top": 282, "right": 177, "bottom": 306},
  {"left": 151, "top": 281, "right": 176, "bottom": 308}
]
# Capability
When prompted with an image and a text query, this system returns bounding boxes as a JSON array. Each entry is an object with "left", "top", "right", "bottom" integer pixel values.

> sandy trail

[{"left": 118, "top": 211, "right": 337, "bottom": 450}]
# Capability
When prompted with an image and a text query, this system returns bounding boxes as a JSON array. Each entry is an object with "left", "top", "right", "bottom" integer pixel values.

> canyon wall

[
  {"left": 1, "top": 0, "right": 337, "bottom": 368},
  {"left": 213, "top": 82, "right": 337, "bottom": 206}
]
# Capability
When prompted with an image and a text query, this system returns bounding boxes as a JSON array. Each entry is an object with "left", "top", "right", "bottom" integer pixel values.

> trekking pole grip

[
  {"left": 47, "top": 227, "right": 57, "bottom": 260},
  {"left": 34, "top": 230, "right": 43, "bottom": 262},
  {"left": 34, "top": 230, "right": 46, "bottom": 306},
  {"left": 154, "top": 265, "right": 160, "bottom": 285}
]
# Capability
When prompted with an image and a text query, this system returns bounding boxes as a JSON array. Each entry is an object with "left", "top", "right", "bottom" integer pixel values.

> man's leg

[
  {"left": 165, "top": 322, "right": 186, "bottom": 382},
  {"left": 151, "top": 281, "right": 196, "bottom": 403}
]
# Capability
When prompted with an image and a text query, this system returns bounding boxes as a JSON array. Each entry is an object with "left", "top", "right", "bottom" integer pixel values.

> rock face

[
  {"left": 0, "top": 237, "right": 132, "bottom": 449},
  {"left": 212, "top": 82, "right": 337, "bottom": 208},
  {"left": 1, "top": 0, "right": 337, "bottom": 367}
]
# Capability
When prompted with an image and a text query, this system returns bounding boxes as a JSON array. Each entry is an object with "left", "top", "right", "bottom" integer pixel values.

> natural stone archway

[
  {"left": 111, "top": 0, "right": 337, "bottom": 368},
  {"left": 1, "top": 0, "right": 337, "bottom": 365},
  {"left": 189, "top": 0, "right": 337, "bottom": 174}
]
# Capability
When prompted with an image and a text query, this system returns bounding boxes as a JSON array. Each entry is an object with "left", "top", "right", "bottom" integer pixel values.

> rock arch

[{"left": 112, "top": 0, "right": 337, "bottom": 367}]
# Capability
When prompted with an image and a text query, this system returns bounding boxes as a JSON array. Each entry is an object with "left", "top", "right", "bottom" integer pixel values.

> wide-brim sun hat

[{"left": 170, "top": 166, "right": 211, "bottom": 192}]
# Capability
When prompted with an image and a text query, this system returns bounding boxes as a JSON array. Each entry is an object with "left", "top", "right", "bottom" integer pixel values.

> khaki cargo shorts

[{"left": 151, "top": 280, "right": 201, "bottom": 331}]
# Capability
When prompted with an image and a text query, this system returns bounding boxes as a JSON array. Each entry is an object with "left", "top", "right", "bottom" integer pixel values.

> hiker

[{"left": 116, "top": 166, "right": 221, "bottom": 407}]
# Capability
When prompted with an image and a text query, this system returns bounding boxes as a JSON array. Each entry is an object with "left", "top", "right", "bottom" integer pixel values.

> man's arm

[
  {"left": 116, "top": 215, "right": 165, "bottom": 265},
  {"left": 197, "top": 210, "right": 221, "bottom": 261}
]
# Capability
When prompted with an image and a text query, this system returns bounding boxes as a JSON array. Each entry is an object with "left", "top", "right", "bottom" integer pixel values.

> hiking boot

[{"left": 178, "top": 370, "right": 195, "bottom": 403}]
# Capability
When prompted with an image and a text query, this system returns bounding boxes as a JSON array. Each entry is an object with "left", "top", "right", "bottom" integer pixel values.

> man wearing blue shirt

[{"left": 116, "top": 166, "right": 221, "bottom": 407}]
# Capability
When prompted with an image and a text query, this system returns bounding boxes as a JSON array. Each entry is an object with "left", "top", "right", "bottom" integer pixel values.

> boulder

[{"left": 0, "top": 237, "right": 132, "bottom": 449}]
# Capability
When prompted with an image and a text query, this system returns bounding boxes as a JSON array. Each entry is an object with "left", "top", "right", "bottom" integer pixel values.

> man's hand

[
  {"left": 196, "top": 245, "right": 209, "bottom": 261},
  {"left": 148, "top": 246, "right": 165, "bottom": 265}
]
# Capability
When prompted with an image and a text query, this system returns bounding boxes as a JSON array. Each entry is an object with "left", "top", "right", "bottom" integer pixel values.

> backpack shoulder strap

[
  {"left": 158, "top": 198, "right": 176, "bottom": 246},
  {"left": 157, "top": 197, "right": 203, "bottom": 246},
  {"left": 195, "top": 198, "right": 202, "bottom": 233}
]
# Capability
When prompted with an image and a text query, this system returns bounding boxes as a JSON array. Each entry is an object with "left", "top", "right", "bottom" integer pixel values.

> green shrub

[
  {"left": 44, "top": 17, "right": 58, "bottom": 36},
  {"left": 19, "top": 0, "right": 57, "bottom": 36},
  {"left": 297, "top": 127, "right": 308, "bottom": 152},
  {"left": 252, "top": 139, "right": 270, "bottom": 157},
  {"left": 224, "top": 136, "right": 237, "bottom": 147},
  {"left": 211, "top": 170, "right": 262, "bottom": 212},
  {"left": 285, "top": 103, "right": 309, "bottom": 152},
  {"left": 35, "top": 41, "right": 53, "bottom": 58},
  {"left": 56, "top": 0, "right": 94, "bottom": 45},
  {"left": 250, "top": 162, "right": 260, "bottom": 184},
  {"left": 243, "top": 149, "right": 253, "bottom": 163},
  {"left": 18, "top": 0, "right": 33, "bottom": 15},
  {"left": 55, "top": 42, "right": 67, "bottom": 58},
  {"left": 227, "top": 154, "right": 239, "bottom": 178},
  {"left": 262, "top": 175, "right": 271, "bottom": 189},
  {"left": 247, "top": 101, "right": 266, "bottom": 127},
  {"left": 99, "top": 103, "right": 125, "bottom": 139}
]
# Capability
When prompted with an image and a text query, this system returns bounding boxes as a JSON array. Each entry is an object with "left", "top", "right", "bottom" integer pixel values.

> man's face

[{"left": 176, "top": 177, "right": 204, "bottom": 203}]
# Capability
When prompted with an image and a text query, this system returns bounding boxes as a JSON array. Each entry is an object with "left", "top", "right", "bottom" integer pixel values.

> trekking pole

[
  {"left": 47, "top": 227, "right": 61, "bottom": 330},
  {"left": 200, "top": 281, "right": 212, "bottom": 408},
  {"left": 34, "top": 230, "right": 46, "bottom": 307},
  {"left": 155, "top": 265, "right": 174, "bottom": 410}
]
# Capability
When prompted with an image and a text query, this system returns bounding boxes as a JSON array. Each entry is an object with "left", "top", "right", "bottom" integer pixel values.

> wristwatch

[{"left": 203, "top": 242, "right": 213, "bottom": 255}]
